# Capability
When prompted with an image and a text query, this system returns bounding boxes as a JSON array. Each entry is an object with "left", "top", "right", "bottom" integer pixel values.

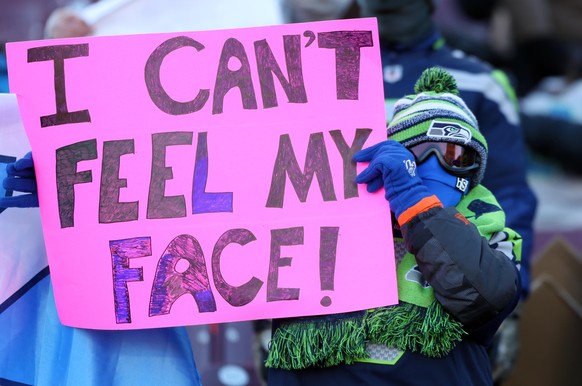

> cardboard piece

[{"left": 503, "top": 237, "right": 582, "bottom": 386}]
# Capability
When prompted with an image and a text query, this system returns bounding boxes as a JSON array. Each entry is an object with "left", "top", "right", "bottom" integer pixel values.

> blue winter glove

[
  {"left": 0, "top": 152, "right": 39, "bottom": 208},
  {"left": 354, "top": 140, "right": 436, "bottom": 221}
]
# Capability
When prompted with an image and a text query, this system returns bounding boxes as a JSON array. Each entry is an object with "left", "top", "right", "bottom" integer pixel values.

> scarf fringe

[
  {"left": 266, "top": 302, "right": 467, "bottom": 369},
  {"left": 265, "top": 315, "right": 368, "bottom": 370},
  {"left": 366, "top": 302, "right": 467, "bottom": 357}
]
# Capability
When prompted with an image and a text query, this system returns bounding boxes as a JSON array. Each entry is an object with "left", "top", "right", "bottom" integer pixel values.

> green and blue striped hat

[{"left": 387, "top": 67, "right": 488, "bottom": 187}]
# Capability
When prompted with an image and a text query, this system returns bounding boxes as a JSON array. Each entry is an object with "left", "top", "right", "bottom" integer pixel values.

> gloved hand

[
  {"left": 354, "top": 140, "right": 433, "bottom": 220},
  {"left": 0, "top": 152, "right": 39, "bottom": 208}
]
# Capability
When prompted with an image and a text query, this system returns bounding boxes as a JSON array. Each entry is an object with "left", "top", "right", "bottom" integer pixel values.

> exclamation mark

[{"left": 319, "top": 226, "right": 339, "bottom": 307}]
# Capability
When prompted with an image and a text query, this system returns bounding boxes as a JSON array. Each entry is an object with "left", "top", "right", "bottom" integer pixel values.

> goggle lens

[{"left": 409, "top": 142, "right": 479, "bottom": 176}]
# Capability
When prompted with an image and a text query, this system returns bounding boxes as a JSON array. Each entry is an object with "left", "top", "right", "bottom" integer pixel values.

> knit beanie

[{"left": 387, "top": 67, "right": 488, "bottom": 187}]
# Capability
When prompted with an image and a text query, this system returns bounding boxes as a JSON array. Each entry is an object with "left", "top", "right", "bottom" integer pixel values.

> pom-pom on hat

[{"left": 387, "top": 67, "right": 488, "bottom": 187}]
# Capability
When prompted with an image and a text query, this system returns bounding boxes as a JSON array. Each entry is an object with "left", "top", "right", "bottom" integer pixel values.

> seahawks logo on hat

[{"left": 427, "top": 121, "right": 472, "bottom": 144}]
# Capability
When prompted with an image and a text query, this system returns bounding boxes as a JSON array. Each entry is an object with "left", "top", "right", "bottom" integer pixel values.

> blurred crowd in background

[
  {"left": 434, "top": 0, "right": 582, "bottom": 179},
  {"left": 2, "top": 0, "right": 582, "bottom": 181}
]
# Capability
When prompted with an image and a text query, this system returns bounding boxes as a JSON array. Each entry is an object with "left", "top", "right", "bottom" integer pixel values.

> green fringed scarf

[{"left": 266, "top": 185, "right": 522, "bottom": 370}]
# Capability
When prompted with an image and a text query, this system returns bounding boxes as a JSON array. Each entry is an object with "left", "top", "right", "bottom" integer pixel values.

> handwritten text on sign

[{"left": 6, "top": 18, "right": 397, "bottom": 329}]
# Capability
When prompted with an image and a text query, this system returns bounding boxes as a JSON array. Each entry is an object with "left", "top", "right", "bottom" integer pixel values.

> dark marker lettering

[
  {"left": 266, "top": 132, "right": 336, "bottom": 208},
  {"left": 56, "top": 139, "right": 97, "bottom": 228},
  {"left": 254, "top": 35, "right": 307, "bottom": 108},
  {"left": 212, "top": 229, "right": 263, "bottom": 306},
  {"left": 99, "top": 139, "right": 139, "bottom": 223},
  {"left": 27, "top": 44, "right": 91, "bottom": 127},
  {"left": 192, "top": 132, "right": 233, "bottom": 214},
  {"left": 329, "top": 128, "right": 372, "bottom": 199},
  {"left": 319, "top": 226, "right": 339, "bottom": 307},
  {"left": 110, "top": 237, "right": 149, "bottom": 324},
  {"left": 317, "top": 31, "right": 373, "bottom": 100},
  {"left": 149, "top": 234, "right": 217, "bottom": 316},
  {"left": 147, "top": 132, "right": 192, "bottom": 219},
  {"left": 144, "top": 36, "right": 210, "bottom": 115},
  {"left": 267, "top": 227, "right": 303, "bottom": 302},
  {"left": 213, "top": 38, "right": 257, "bottom": 114}
]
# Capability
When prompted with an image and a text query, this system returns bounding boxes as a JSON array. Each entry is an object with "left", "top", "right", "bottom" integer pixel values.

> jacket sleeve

[{"left": 400, "top": 206, "right": 521, "bottom": 329}]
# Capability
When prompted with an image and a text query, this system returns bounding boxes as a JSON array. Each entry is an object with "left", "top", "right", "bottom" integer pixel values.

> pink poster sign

[{"left": 6, "top": 18, "right": 397, "bottom": 330}]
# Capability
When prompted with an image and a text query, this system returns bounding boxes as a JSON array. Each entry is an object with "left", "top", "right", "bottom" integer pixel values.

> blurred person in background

[
  {"left": 519, "top": 47, "right": 582, "bottom": 176},
  {"left": 44, "top": 0, "right": 282, "bottom": 38},
  {"left": 433, "top": 0, "right": 582, "bottom": 237},
  {"left": 0, "top": 0, "right": 96, "bottom": 92},
  {"left": 496, "top": 0, "right": 580, "bottom": 97},
  {"left": 279, "top": 0, "right": 360, "bottom": 23},
  {"left": 0, "top": 45, "right": 8, "bottom": 93},
  {"left": 433, "top": 0, "right": 581, "bottom": 98}
]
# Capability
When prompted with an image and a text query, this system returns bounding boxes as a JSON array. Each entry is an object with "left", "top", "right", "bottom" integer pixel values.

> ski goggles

[{"left": 408, "top": 142, "right": 479, "bottom": 177}]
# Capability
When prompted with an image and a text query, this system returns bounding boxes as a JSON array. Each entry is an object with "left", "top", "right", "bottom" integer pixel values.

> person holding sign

[
  {"left": 265, "top": 67, "right": 522, "bottom": 386},
  {"left": 0, "top": 153, "right": 202, "bottom": 386},
  {"left": 0, "top": 152, "right": 38, "bottom": 207}
]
